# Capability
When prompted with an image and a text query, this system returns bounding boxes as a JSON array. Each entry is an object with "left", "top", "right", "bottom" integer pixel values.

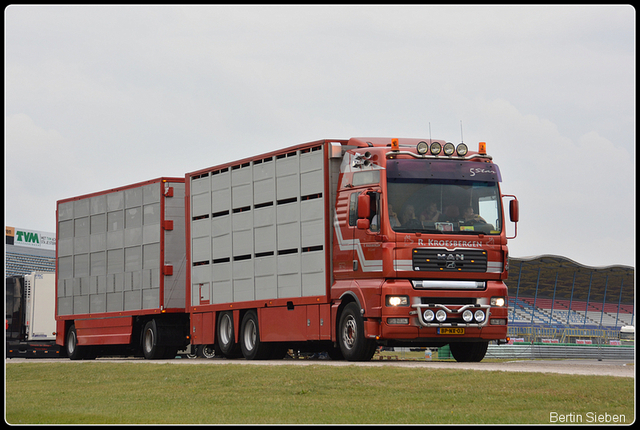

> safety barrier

[
  {"left": 484, "top": 343, "right": 635, "bottom": 360},
  {"left": 508, "top": 326, "right": 622, "bottom": 344}
]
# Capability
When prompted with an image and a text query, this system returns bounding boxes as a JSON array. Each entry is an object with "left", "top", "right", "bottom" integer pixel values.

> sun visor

[{"left": 386, "top": 159, "right": 502, "bottom": 182}]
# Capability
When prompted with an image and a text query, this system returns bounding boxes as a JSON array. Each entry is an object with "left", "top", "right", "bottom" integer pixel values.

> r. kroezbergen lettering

[{"left": 423, "top": 239, "right": 484, "bottom": 248}]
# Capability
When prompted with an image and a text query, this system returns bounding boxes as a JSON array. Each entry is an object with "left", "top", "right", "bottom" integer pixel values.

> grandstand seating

[
  {"left": 509, "top": 296, "right": 634, "bottom": 329},
  {"left": 506, "top": 255, "right": 634, "bottom": 334},
  {"left": 5, "top": 251, "right": 55, "bottom": 277}
]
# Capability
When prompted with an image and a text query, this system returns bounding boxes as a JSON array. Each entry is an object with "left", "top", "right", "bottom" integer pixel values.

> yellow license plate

[{"left": 438, "top": 327, "right": 465, "bottom": 335}]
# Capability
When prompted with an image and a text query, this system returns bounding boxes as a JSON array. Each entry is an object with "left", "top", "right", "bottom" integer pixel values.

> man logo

[
  {"left": 437, "top": 253, "right": 464, "bottom": 269},
  {"left": 437, "top": 253, "right": 464, "bottom": 261}
]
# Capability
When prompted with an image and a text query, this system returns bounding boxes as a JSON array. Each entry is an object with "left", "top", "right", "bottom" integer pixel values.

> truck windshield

[
  {"left": 387, "top": 178, "right": 502, "bottom": 235},
  {"left": 619, "top": 329, "right": 634, "bottom": 341}
]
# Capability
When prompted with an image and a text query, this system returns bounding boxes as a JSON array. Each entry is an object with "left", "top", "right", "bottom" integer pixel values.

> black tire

[
  {"left": 66, "top": 324, "right": 83, "bottom": 360},
  {"left": 338, "top": 302, "right": 376, "bottom": 361},
  {"left": 240, "top": 310, "right": 272, "bottom": 360},
  {"left": 186, "top": 345, "right": 200, "bottom": 359},
  {"left": 186, "top": 344, "right": 218, "bottom": 359},
  {"left": 217, "top": 312, "right": 241, "bottom": 358},
  {"left": 202, "top": 344, "right": 217, "bottom": 359},
  {"left": 142, "top": 320, "right": 166, "bottom": 359},
  {"left": 66, "top": 324, "right": 95, "bottom": 360},
  {"left": 449, "top": 341, "right": 489, "bottom": 362}
]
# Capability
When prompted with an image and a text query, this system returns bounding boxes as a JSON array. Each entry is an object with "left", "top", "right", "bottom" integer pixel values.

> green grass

[{"left": 5, "top": 361, "right": 634, "bottom": 424}]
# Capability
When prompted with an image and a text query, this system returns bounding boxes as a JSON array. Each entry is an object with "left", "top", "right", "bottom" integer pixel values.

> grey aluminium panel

[
  {"left": 189, "top": 143, "right": 329, "bottom": 306},
  {"left": 56, "top": 178, "right": 186, "bottom": 316}
]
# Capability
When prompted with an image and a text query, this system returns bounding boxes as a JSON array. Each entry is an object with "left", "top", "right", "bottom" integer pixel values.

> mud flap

[{"left": 364, "top": 319, "right": 380, "bottom": 340}]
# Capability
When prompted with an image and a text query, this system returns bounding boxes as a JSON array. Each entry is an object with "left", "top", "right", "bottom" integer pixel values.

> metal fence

[
  {"left": 508, "top": 325, "right": 623, "bottom": 344},
  {"left": 485, "top": 343, "right": 635, "bottom": 360}
]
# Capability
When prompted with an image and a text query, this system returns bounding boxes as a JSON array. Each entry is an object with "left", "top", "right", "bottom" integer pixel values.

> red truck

[{"left": 55, "top": 137, "right": 518, "bottom": 362}]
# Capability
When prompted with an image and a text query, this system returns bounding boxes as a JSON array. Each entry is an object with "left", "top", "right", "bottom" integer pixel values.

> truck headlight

[
  {"left": 443, "top": 142, "right": 455, "bottom": 156},
  {"left": 436, "top": 309, "right": 447, "bottom": 322},
  {"left": 474, "top": 310, "right": 486, "bottom": 323},
  {"left": 416, "top": 141, "right": 429, "bottom": 155},
  {"left": 430, "top": 142, "right": 442, "bottom": 155},
  {"left": 386, "top": 296, "right": 409, "bottom": 307},
  {"left": 423, "top": 309, "right": 435, "bottom": 322},
  {"left": 491, "top": 297, "right": 506, "bottom": 307},
  {"left": 462, "top": 310, "right": 474, "bottom": 322}
]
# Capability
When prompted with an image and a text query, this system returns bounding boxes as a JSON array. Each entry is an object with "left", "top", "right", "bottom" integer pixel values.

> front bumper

[
  {"left": 411, "top": 303, "right": 491, "bottom": 328},
  {"left": 378, "top": 280, "right": 508, "bottom": 342}
]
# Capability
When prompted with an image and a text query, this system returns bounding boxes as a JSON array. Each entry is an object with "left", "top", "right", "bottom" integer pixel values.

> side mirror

[
  {"left": 357, "top": 218, "right": 370, "bottom": 230},
  {"left": 503, "top": 195, "right": 519, "bottom": 240},
  {"left": 509, "top": 199, "right": 519, "bottom": 223},
  {"left": 357, "top": 193, "right": 371, "bottom": 219}
]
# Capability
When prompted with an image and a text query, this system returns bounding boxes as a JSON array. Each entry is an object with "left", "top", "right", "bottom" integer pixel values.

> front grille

[{"left": 412, "top": 249, "right": 487, "bottom": 272}]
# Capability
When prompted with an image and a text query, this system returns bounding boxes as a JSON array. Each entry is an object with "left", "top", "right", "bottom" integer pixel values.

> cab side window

[
  {"left": 348, "top": 193, "right": 358, "bottom": 226},
  {"left": 349, "top": 191, "right": 380, "bottom": 231}
]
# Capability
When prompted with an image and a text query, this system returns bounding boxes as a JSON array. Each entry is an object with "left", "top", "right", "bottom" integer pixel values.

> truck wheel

[
  {"left": 450, "top": 341, "right": 489, "bottom": 362},
  {"left": 217, "top": 312, "right": 241, "bottom": 358},
  {"left": 202, "top": 344, "right": 217, "bottom": 359},
  {"left": 240, "top": 310, "right": 272, "bottom": 360},
  {"left": 66, "top": 324, "right": 84, "bottom": 360},
  {"left": 338, "top": 303, "right": 376, "bottom": 361},
  {"left": 66, "top": 324, "right": 97, "bottom": 360},
  {"left": 186, "top": 345, "right": 201, "bottom": 359},
  {"left": 142, "top": 320, "right": 166, "bottom": 359}
]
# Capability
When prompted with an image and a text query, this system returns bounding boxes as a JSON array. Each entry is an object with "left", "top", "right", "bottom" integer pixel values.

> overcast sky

[{"left": 5, "top": 5, "right": 635, "bottom": 268}]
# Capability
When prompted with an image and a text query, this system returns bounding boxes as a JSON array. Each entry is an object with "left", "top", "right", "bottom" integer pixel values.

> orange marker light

[
  {"left": 478, "top": 142, "right": 487, "bottom": 155},
  {"left": 391, "top": 138, "right": 399, "bottom": 151}
]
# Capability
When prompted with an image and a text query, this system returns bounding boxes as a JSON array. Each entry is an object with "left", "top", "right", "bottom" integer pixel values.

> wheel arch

[{"left": 338, "top": 291, "right": 363, "bottom": 314}]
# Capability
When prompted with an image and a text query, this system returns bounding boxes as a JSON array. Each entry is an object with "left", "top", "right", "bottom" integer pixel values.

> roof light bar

[
  {"left": 416, "top": 141, "right": 429, "bottom": 155},
  {"left": 408, "top": 140, "right": 489, "bottom": 159},
  {"left": 443, "top": 142, "right": 455, "bottom": 156}
]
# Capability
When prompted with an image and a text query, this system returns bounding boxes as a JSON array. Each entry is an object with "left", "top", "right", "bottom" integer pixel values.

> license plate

[{"left": 438, "top": 327, "right": 465, "bottom": 335}]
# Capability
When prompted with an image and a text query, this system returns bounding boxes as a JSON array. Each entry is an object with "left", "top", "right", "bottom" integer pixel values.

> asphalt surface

[{"left": 6, "top": 357, "right": 634, "bottom": 378}]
